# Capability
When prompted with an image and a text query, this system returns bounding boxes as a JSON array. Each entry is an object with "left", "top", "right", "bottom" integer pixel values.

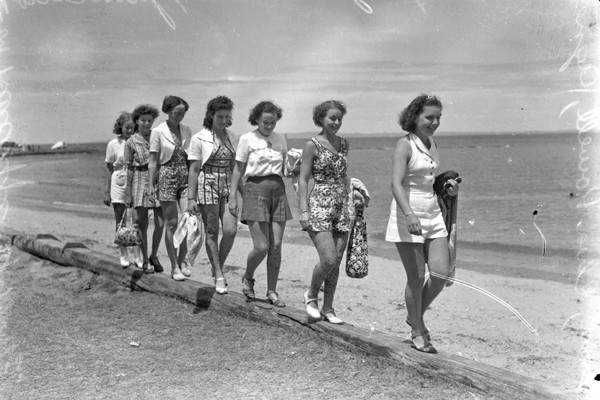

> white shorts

[{"left": 385, "top": 191, "right": 447, "bottom": 244}]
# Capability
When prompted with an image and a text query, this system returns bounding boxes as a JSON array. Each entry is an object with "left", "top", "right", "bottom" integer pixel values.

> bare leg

[
  {"left": 266, "top": 221, "right": 286, "bottom": 293},
  {"left": 150, "top": 206, "right": 164, "bottom": 259},
  {"left": 420, "top": 237, "right": 450, "bottom": 320},
  {"left": 245, "top": 221, "right": 270, "bottom": 282},
  {"left": 218, "top": 201, "right": 238, "bottom": 273},
  {"left": 307, "top": 231, "right": 349, "bottom": 312},
  {"left": 176, "top": 196, "right": 188, "bottom": 266},
  {"left": 395, "top": 242, "right": 427, "bottom": 339},
  {"left": 200, "top": 204, "right": 223, "bottom": 279},
  {"left": 135, "top": 207, "right": 150, "bottom": 263},
  {"left": 161, "top": 201, "right": 179, "bottom": 271}
]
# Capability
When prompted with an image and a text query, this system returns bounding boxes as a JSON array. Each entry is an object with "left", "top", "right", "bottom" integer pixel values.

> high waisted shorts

[
  {"left": 241, "top": 175, "right": 292, "bottom": 223},
  {"left": 157, "top": 159, "right": 188, "bottom": 202},
  {"left": 385, "top": 189, "right": 447, "bottom": 243}
]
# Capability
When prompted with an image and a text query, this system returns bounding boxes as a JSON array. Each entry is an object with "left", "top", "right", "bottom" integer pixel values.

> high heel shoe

[
  {"left": 406, "top": 317, "right": 431, "bottom": 341},
  {"left": 172, "top": 268, "right": 186, "bottom": 281},
  {"left": 321, "top": 309, "right": 343, "bottom": 324},
  {"left": 149, "top": 255, "right": 164, "bottom": 273},
  {"left": 410, "top": 335, "right": 437, "bottom": 354},
  {"left": 180, "top": 260, "right": 192, "bottom": 277},
  {"left": 303, "top": 291, "right": 321, "bottom": 319},
  {"left": 134, "top": 258, "right": 144, "bottom": 269},
  {"left": 143, "top": 262, "right": 154, "bottom": 274}
]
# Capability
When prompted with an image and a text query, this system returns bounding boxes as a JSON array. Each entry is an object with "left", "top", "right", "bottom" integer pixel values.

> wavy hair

[
  {"left": 312, "top": 100, "right": 347, "bottom": 127},
  {"left": 112, "top": 111, "right": 133, "bottom": 135},
  {"left": 248, "top": 101, "right": 283, "bottom": 126},
  {"left": 398, "top": 94, "right": 443, "bottom": 133},
  {"left": 161, "top": 95, "right": 189, "bottom": 114},
  {"left": 203, "top": 96, "right": 234, "bottom": 129}
]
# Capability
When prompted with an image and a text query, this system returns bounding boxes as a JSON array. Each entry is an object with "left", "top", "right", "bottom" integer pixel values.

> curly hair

[
  {"left": 248, "top": 101, "right": 283, "bottom": 126},
  {"left": 112, "top": 111, "right": 133, "bottom": 135},
  {"left": 203, "top": 96, "right": 234, "bottom": 129},
  {"left": 398, "top": 94, "right": 443, "bottom": 133},
  {"left": 132, "top": 104, "right": 159, "bottom": 123},
  {"left": 312, "top": 100, "right": 347, "bottom": 127},
  {"left": 161, "top": 95, "right": 189, "bottom": 114}
]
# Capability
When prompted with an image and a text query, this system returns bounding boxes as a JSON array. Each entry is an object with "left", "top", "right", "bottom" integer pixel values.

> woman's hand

[
  {"left": 299, "top": 210, "right": 310, "bottom": 231},
  {"left": 407, "top": 213, "right": 422, "bottom": 236},
  {"left": 445, "top": 179, "right": 460, "bottom": 197},
  {"left": 187, "top": 198, "right": 199, "bottom": 215},
  {"left": 228, "top": 198, "right": 238, "bottom": 217},
  {"left": 103, "top": 193, "right": 111, "bottom": 207},
  {"left": 125, "top": 193, "right": 133, "bottom": 208}
]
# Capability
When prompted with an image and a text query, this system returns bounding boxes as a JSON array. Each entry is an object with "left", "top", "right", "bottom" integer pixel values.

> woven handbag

[{"left": 114, "top": 208, "right": 142, "bottom": 247}]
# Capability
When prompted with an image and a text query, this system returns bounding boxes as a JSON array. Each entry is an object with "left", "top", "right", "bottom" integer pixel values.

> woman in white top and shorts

[
  {"left": 229, "top": 101, "right": 292, "bottom": 307},
  {"left": 386, "top": 94, "right": 459, "bottom": 353}
]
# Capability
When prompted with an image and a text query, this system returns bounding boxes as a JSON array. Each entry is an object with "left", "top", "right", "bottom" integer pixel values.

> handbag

[
  {"left": 345, "top": 200, "right": 368, "bottom": 278},
  {"left": 114, "top": 208, "right": 142, "bottom": 247}
]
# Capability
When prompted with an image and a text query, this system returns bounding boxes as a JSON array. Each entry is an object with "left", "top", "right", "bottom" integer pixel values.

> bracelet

[
  {"left": 300, "top": 209, "right": 309, "bottom": 213},
  {"left": 404, "top": 211, "right": 414, "bottom": 217}
]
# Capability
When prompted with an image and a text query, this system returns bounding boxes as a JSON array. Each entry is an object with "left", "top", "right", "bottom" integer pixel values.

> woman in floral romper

[{"left": 298, "top": 100, "right": 352, "bottom": 324}]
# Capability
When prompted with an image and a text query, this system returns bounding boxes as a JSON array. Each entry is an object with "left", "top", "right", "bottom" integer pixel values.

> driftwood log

[{"left": 0, "top": 229, "right": 567, "bottom": 400}]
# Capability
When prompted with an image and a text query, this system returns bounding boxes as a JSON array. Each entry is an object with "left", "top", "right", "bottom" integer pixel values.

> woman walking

[
  {"left": 297, "top": 100, "right": 352, "bottom": 324},
  {"left": 148, "top": 95, "right": 192, "bottom": 281},
  {"left": 229, "top": 101, "right": 292, "bottom": 307},
  {"left": 124, "top": 104, "right": 165, "bottom": 273},
  {"left": 187, "top": 96, "right": 238, "bottom": 294},
  {"left": 385, "top": 94, "right": 459, "bottom": 353}
]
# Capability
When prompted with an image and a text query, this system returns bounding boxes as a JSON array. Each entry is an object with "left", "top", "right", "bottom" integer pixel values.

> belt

[{"left": 129, "top": 165, "right": 148, "bottom": 171}]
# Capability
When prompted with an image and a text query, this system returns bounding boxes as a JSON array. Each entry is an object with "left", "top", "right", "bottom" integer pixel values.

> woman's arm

[
  {"left": 148, "top": 152, "right": 158, "bottom": 201},
  {"left": 391, "top": 138, "right": 421, "bottom": 234},
  {"left": 187, "top": 159, "right": 201, "bottom": 214},
  {"left": 297, "top": 140, "right": 316, "bottom": 229},
  {"left": 104, "top": 163, "right": 114, "bottom": 206},
  {"left": 123, "top": 142, "right": 134, "bottom": 207},
  {"left": 228, "top": 160, "right": 246, "bottom": 216}
]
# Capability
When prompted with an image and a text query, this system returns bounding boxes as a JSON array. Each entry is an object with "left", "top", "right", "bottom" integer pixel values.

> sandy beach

[{"left": 0, "top": 191, "right": 591, "bottom": 398}]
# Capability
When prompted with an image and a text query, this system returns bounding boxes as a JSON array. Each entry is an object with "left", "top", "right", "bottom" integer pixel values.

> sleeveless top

[
  {"left": 204, "top": 133, "right": 235, "bottom": 169},
  {"left": 311, "top": 136, "right": 348, "bottom": 186},
  {"left": 402, "top": 133, "right": 439, "bottom": 194}
]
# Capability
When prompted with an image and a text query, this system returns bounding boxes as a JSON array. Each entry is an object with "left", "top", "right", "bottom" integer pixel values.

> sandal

[
  {"left": 242, "top": 277, "right": 255, "bottom": 299},
  {"left": 303, "top": 291, "right": 320, "bottom": 319},
  {"left": 321, "top": 309, "right": 343, "bottom": 324},
  {"left": 411, "top": 335, "right": 437, "bottom": 354},
  {"left": 215, "top": 277, "right": 228, "bottom": 294},
  {"left": 406, "top": 317, "right": 431, "bottom": 341},
  {"left": 266, "top": 291, "right": 285, "bottom": 308},
  {"left": 149, "top": 255, "right": 164, "bottom": 273}
]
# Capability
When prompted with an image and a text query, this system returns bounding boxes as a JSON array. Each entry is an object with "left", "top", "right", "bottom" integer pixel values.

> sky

[{"left": 0, "top": 0, "right": 598, "bottom": 144}]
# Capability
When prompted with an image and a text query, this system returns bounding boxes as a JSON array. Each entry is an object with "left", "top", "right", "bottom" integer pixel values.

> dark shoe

[
  {"left": 143, "top": 262, "right": 154, "bottom": 274},
  {"left": 149, "top": 256, "right": 164, "bottom": 273},
  {"left": 266, "top": 291, "right": 285, "bottom": 307},
  {"left": 242, "top": 277, "right": 255, "bottom": 299}
]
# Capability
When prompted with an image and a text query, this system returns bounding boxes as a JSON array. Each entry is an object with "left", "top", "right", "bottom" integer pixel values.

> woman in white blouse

[
  {"left": 148, "top": 95, "right": 192, "bottom": 281},
  {"left": 228, "top": 101, "right": 292, "bottom": 307}
]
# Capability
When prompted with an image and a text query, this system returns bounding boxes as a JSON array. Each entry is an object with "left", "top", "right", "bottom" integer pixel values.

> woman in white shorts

[{"left": 386, "top": 94, "right": 459, "bottom": 353}]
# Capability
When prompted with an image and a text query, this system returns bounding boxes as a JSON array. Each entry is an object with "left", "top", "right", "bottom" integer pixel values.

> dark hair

[
  {"left": 132, "top": 104, "right": 159, "bottom": 123},
  {"left": 161, "top": 95, "right": 189, "bottom": 114},
  {"left": 248, "top": 101, "right": 283, "bottom": 126},
  {"left": 112, "top": 111, "right": 133, "bottom": 135},
  {"left": 203, "top": 96, "right": 234, "bottom": 129},
  {"left": 312, "top": 100, "right": 347, "bottom": 127},
  {"left": 398, "top": 94, "right": 443, "bottom": 133}
]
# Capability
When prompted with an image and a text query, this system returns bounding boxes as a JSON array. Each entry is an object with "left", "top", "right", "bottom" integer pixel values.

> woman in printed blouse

[
  {"left": 187, "top": 96, "right": 238, "bottom": 294},
  {"left": 124, "top": 104, "right": 165, "bottom": 273},
  {"left": 104, "top": 111, "right": 138, "bottom": 268},
  {"left": 228, "top": 101, "right": 292, "bottom": 307},
  {"left": 297, "top": 100, "right": 352, "bottom": 324},
  {"left": 148, "top": 95, "right": 192, "bottom": 281},
  {"left": 385, "top": 94, "right": 459, "bottom": 353}
]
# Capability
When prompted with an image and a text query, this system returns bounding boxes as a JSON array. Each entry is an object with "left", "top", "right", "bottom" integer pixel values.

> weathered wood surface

[{"left": 0, "top": 229, "right": 568, "bottom": 400}]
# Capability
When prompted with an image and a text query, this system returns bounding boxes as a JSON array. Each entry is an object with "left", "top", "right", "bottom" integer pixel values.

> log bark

[{"left": 0, "top": 229, "right": 568, "bottom": 400}]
